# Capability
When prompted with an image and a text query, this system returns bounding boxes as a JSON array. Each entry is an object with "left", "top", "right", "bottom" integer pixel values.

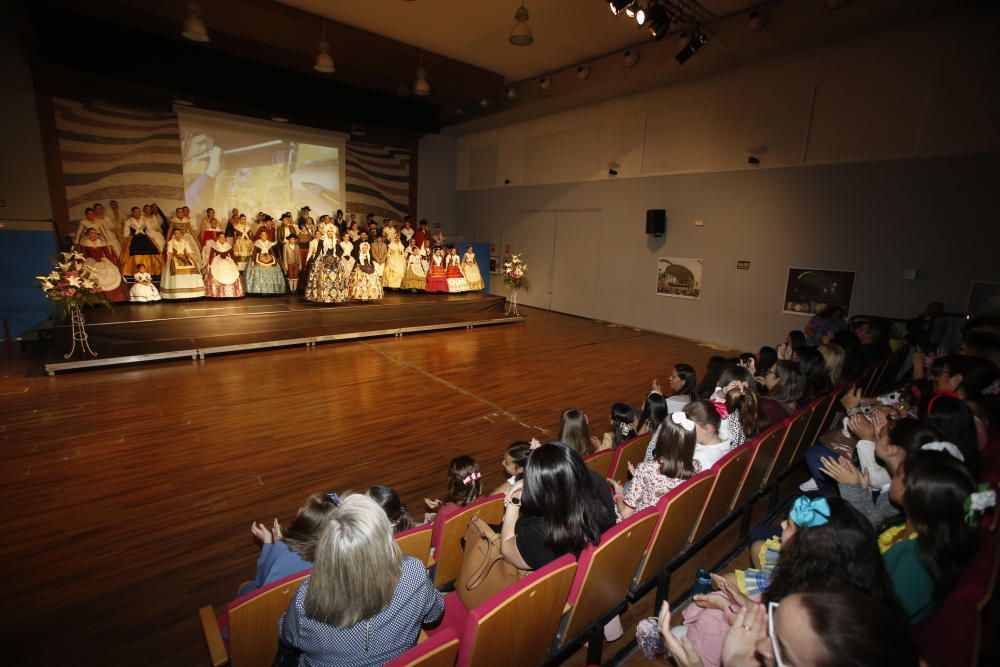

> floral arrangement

[
  {"left": 503, "top": 253, "right": 529, "bottom": 291},
  {"left": 36, "top": 251, "right": 109, "bottom": 316}
]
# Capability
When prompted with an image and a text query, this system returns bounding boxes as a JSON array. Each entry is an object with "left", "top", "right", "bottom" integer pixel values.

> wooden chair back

[
  {"left": 800, "top": 392, "right": 837, "bottom": 454},
  {"left": 431, "top": 494, "right": 505, "bottom": 587},
  {"left": 557, "top": 511, "right": 659, "bottom": 644},
  {"left": 608, "top": 432, "right": 652, "bottom": 485},
  {"left": 689, "top": 447, "right": 751, "bottom": 542},
  {"left": 396, "top": 524, "right": 433, "bottom": 566},
  {"left": 202, "top": 571, "right": 310, "bottom": 667},
  {"left": 583, "top": 449, "right": 614, "bottom": 478},
  {"left": 631, "top": 471, "right": 715, "bottom": 591},
  {"left": 459, "top": 555, "right": 578, "bottom": 667},
  {"left": 730, "top": 422, "right": 786, "bottom": 510},
  {"left": 385, "top": 628, "right": 460, "bottom": 667},
  {"left": 771, "top": 407, "right": 812, "bottom": 474}
]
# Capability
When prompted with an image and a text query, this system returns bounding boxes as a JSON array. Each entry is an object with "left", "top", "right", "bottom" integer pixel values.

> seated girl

[
  {"left": 709, "top": 364, "right": 759, "bottom": 448},
  {"left": 638, "top": 391, "right": 669, "bottom": 461},
  {"left": 558, "top": 408, "right": 593, "bottom": 457},
  {"left": 489, "top": 441, "right": 532, "bottom": 496},
  {"left": 612, "top": 411, "right": 698, "bottom": 517},
  {"left": 683, "top": 400, "right": 732, "bottom": 470},
  {"left": 592, "top": 402, "right": 638, "bottom": 452},
  {"left": 241, "top": 493, "right": 339, "bottom": 595},
  {"left": 423, "top": 455, "right": 483, "bottom": 524},
  {"left": 368, "top": 485, "right": 415, "bottom": 534}
]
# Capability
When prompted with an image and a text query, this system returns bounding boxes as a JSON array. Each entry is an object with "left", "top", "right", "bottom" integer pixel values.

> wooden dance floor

[
  {"left": 1, "top": 308, "right": 732, "bottom": 666},
  {"left": 45, "top": 292, "right": 515, "bottom": 374}
]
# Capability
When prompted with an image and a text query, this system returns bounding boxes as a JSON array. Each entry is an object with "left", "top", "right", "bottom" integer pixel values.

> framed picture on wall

[
  {"left": 489, "top": 256, "right": 498, "bottom": 275},
  {"left": 782, "top": 267, "right": 856, "bottom": 316},
  {"left": 966, "top": 281, "right": 1000, "bottom": 318},
  {"left": 656, "top": 258, "right": 703, "bottom": 299}
]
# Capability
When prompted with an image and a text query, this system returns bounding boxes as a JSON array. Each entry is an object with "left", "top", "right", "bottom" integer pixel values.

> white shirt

[{"left": 693, "top": 439, "right": 732, "bottom": 470}]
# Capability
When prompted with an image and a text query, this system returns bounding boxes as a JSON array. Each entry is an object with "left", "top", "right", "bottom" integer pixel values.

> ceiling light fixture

[
  {"left": 635, "top": 5, "right": 647, "bottom": 25},
  {"left": 539, "top": 76, "right": 552, "bottom": 91},
  {"left": 623, "top": 49, "right": 640, "bottom": 67},
  {"left": 608, "top": 0, "right": 631, "bottom": 16},
  {"left": 181, "top": 2, "right": 210, "bottom": 42},
  {"left": 576, "top": 64, "right": 591, "bottom": 80},
  {"left": 509, "top": 2, "right": 533, "bottom": 46},
  {"left": 314, "top": 21, "right": 335, "bottom": 73},
  {"left": 624, "top": 2, "right": 638, "bottom": 18},
  {"left": 412, "top": 54, "right": 430, "bottom": 96},
  {"left": 675, "top": 29, "right": 707, "bottom": 64},
  {"left": 646, "top": 3, "right": 671, "bottom": 40}
]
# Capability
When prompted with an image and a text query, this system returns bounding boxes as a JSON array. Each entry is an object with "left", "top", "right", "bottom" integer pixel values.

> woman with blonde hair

[
  {"left": 819, "top": 342, "right": 846, "bottom": 387},
  {"left": 279, "top": 494, "right": 444, "bottom": 666}
]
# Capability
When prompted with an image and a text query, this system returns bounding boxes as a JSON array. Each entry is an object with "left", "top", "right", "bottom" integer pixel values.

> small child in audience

[
  {"left": 424, "top": 455, "right": 483, "bottom": 524},
  {"left": 490, "top": 441, "right": 532, "bottom": 495},
  {"left": 368, "top": 484, "right": 415, "bottom": 534},
  {"left": 683, "top": 400, "right": 732, "bottom": 470},
  {"left": 592, "top": 402, "right": 637, "bottom": 452}
]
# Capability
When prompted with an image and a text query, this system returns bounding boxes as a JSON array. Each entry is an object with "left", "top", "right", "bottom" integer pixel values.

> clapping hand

[
  {"left": 820, "top": 455, "right": 869, "bottom": 487},
  {"left": 272, "top": 517, "right": 283, "bottom": 542},
  {"left": 658, "top": 602, "right": 704, "bottom": 667},
  {"left": 251, "top": 520, "right": 274, "bottom": 544},
  {"left": 529, "top": 437, "right": 542, "bottom": 450},
  {"left": 841, "top": 386, "right": 862, "bottom": 410},
  {"left": 651, "top": 378, "right": 662, "bottom": 394},
  {"left": 847, "top": 413, "right": 876, "bottom": 441},
  {"left": 711, "top": 573, "right": 751, "bottom": 609},
  {"left": 722, "top": 604, "right": 768, "bottom": 667},
  {"left": 424, "top": 498, "right": 443, "bottom": 510}
]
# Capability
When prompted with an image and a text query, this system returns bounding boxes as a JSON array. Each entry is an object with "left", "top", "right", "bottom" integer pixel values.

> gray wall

[
  {"left": 416, "top": 133, "right": 457, "bottom": 233},
  {"left": 455, "top": 153, "right": 1000, "bottom": 351}
]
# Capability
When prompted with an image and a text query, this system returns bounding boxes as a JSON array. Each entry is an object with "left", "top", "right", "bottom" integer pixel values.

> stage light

[
  {"left": 674, "top": 29, "right": 707, "bottom": 64},
  {"left": 624, "top": 2, "right": 638, "bottom": 18},
  {"left": 509, "top": 3, "right": 533, "bottom": 46},
  {"left": 412, "top": 55, "right": 430, "bottom": 96},
  {"left": 181, "top": 2, "right": 210, "bottom": 42},
  {"left": 646, "top": 3, "right": 670, "bottom": 41},
  {"left": 635, "top": 6, "right": 646, "bottom": 25},
  {"left": 609, "top": 0, "right": 631, "bottom": 16},
  {"left": 314, "top": 20, "right": 335, "bottom": 73}
]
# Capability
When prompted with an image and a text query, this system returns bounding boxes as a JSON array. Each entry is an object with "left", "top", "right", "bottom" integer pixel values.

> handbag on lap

[{"left": 455, "top": 515, "right": 530, "bottom": 609}]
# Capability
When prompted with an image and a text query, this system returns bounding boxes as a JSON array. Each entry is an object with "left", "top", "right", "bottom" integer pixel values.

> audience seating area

[{"left": 198, "top": 345, "right": 1000, "bottom": 666}]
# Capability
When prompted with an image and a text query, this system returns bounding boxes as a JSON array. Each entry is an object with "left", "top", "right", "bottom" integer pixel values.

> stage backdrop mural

[
  {"left": 783, "top": 267, "right": 856, "bottom": 316},
  {"left": 656, "top": 257, "right": 703, "bottom": 299},
  {"left": 52, "top": 97, "right": 185, "bottom": 224},
  {"left": 345, "top": 141, "right": 411, "bottom": 221}
]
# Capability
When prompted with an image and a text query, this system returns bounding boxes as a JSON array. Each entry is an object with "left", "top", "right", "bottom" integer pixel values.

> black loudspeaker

[{"left": 646, "top": 209, "right": 666, "bottom": 237}]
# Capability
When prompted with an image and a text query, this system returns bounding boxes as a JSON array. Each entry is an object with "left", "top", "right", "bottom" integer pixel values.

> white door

[
  {"left": 550, "top": 210, "right": 601, "bottom": 319},
  {"left": 501, "top": 212, "right": 556, "bottom": 309}
]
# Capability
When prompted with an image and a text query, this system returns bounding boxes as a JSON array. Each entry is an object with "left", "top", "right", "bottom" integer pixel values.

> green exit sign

[{"left": 737, "top": 260, "right": 751, "bottom": 270}]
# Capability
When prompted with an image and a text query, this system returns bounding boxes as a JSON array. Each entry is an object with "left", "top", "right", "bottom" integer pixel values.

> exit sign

[{"left": 737, "top": 260, "right": 751, "bottom": 270}]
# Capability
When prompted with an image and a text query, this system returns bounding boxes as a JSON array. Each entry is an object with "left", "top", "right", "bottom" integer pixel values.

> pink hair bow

[
  {"left": 462, "top": 471, "right": 482, "bottom": 486},
  {"left": 710, "top": 400, "right": 729, "bottom": 419}
]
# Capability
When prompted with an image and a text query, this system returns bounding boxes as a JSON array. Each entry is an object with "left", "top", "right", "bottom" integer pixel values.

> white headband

[
  {"left": 921, "top": 441, "right": 965, "bottom": 462},
  {"left": 671, "top": 411, "right": 696, "bottom": 432}
]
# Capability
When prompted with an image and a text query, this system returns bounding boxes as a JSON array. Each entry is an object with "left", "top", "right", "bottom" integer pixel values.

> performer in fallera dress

[
  {"left": 424, "top": 247, "right": 449, "bottom": 293},
  {"left": 78, "top": 227, "right": 130, "bottom": 303},
  {"left": 445, "top": 246, "right": 470, "bottom": 293},
  {"left": 129, "top": 264, "right": 161, "bottom": 303},
  {"left": 339, "top": 235, "right": 356, "bottom": 276},
  {"left": 202, "top": 235, "right": 245, "bottom": 299},
  {"left": 161, "top": 229, "right": 206, "bottom": 300},
  {"left": 347, "top": 241, "right": 383, "bottom": 301},
  {"left": 120, "top": 206, "right": 165, "bottom": 277},
  {"left": 401, "top": 239, "right": 427, "bottom": 291},
  {"left": 199, "top": 216, "right": 224, "bottom": 247},
  {"left": 232, "top": 214, "right": 254, "bottom": 271},
  {"left": 298, "top": 229, "right": 323, "bottom": 295},
  {"left": 244, "top": 230, "right": 287, "bottom": 296},
  {"left": 305, "top": 229, "right": 350, "bottom": 304},
  {"left": 75, "top": 207, "right": 122, "bottom": 256},
  {"left": 165, "top": 209, "right": 203, "bottom": 271},
  {"left": 461, "top": 245, "right": 485, "bottom": 291},
  {"left": 383, "top": 232, "right": 407, "bottom": 290}
]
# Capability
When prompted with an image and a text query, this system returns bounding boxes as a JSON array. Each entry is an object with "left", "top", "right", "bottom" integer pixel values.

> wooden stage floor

[{"left": 0, "top": 307, "right": 734, "bottom": 666}]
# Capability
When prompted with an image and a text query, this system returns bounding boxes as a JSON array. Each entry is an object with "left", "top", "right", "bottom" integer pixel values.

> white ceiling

[{"left": 278, "top": 0, "right": 757, "bottom": 82}]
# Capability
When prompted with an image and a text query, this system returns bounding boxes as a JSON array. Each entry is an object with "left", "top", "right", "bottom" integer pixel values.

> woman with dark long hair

[
  {"left": 759, "top": 360, "right": 805, "bottom": 427},
  {"left": 558, "top": 408, "right": 593, "bottom": 457}
]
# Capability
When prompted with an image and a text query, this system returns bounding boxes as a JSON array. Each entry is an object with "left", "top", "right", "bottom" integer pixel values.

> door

[
  {"left": 550, "top": 211, "right": 601, "bottom": 319},
  {"left": 500, "top": 212, "right": 556, "bottom": 309}
]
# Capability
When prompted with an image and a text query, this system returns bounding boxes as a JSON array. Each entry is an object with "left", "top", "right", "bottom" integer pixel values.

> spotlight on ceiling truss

[{"left": 675, "top": 28, "right": 707, "bottom": 64}]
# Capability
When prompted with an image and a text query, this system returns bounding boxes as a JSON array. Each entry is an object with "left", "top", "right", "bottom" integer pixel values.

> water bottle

[{"left": 691, "top": 567, "right": 713, "bottom": 596}]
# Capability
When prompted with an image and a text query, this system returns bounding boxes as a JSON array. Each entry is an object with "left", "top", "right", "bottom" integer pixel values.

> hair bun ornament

[
  {"left": 462, "top": 471, "right": 482, "bottom": 486},
  {"left": 921, "top": 441, "right": 965, "bottom": 462},
  {"left": 965, "top": 485, "right": 997, "bottom": 526},
  {"left": 671, "top": 411, "right": 696, "bottom": 432},
  {"left": 789, "top": 496, "right": 831, "bottom": 528}
]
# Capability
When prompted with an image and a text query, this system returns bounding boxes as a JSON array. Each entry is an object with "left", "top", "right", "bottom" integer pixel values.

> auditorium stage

[{"left": 44, "top": 292, "right": 520, "bottom": 374}]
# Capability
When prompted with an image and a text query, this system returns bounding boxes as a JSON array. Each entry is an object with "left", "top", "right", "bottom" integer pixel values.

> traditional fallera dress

[
  {"left": 282, "top": 237, "right": 302, "bottom": 291},
  {"left": 339, "top": 239, "right": 356, "bottom": 275},
  {"left": 78, "top": 237, "right": 130, "bottom": 302},
  {"left": 370, "top": 237, "right": 388, "bottom": 281},
  {"left": 424, "top": 252, "right": 449, "bottom": 293},
  {"left": 445, "top": 253, "right": 470, "bottom": 293},
  {"left": 244, "top": 240, "right": 287, "bottom": 295},
  {"left": 199, "top": 220, "right": 224, "bottom": 247},
  {"left": 161, "top": 237, "right": 206, "bottom": 299},
  {"left": 75, "top": 218, "right": 122, "bottom": 256},
  {"left": 120, "top": 215, "right": 165, "bottom": 276},
  {"left": 462, "top": 250, "right": 485, "bottom": 291},
  {"left": 202, "top": 238, "right": 245, "bottom": 299},
  {"left": 129, "top": 271, "right": 161, "bottom": 303},
  {"left": 298, "top": 235, "right": 323, "bottom": 294},
  {"left": 348, "top": 243, "right": 383, "bottom": 301},
  {"left": 383, "top": 238, "right": 407, "bottom": 289},
  {"left": 232, "top": 222, "right": 254, "bottom": 270},
  {"left": 305, "top": 239, "right": 350, "bottom": 304},
  {"left": 401, "top": 245, "right": 427, "bottom": 290}
]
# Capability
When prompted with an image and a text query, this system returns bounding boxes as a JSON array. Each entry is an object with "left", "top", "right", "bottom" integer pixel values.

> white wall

[
  {"left": 0, "top": 0, "right": 53, "bottom": 225},
  {"left": 449, "top": 10, "right": 1000, "bottom": 352},
  {"left": 416, "top": 133, "right": 457, "bottom": 234}
]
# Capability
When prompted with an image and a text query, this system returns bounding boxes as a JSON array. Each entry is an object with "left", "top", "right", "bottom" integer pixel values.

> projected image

[{"left": 179, "top": 114, "right": 343, "bottom": 219}]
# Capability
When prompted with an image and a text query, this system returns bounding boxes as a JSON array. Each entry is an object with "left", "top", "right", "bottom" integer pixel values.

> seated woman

[
  {"left": 654, "top": 363, "right": 697, "bottom": 412},
  {"left": 368, "top": 485, "right": 415, "bottom": 534},
  {"left": 758, "top": 360, "right": 805, "bottom": 428},
  {"left": 278, "top": 494, "right": 444, "bottom": 666},
  {"left": 244, "top": 230, "right": 287, "bottom": 296},
  {"left": 77, "top": 227, "right": 129, "bottom": 303},
  {"left": 241, "top": 493, "right": 339, "bottom": 595},
  {"left": 500, "top": 442, "right": 616, "bottom": 571},
  {"left": 638, "top": 391, "right": 669, "bottom": 461},
  {"left": 683, "top": 400, "right": 732, "bottom": 470},
  {"left": 423, "top": 455, "right": 483, "bottom": 524},
  {"left": 489, "top": 441, "right": 532, "bottom": 496},
  {"left": 613, "top": 411, "right": 698, "bottom": 517}
]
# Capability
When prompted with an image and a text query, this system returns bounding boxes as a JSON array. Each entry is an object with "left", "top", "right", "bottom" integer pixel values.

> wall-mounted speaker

[{"left": 646, "top": 209, "right": 666, "bottom": 237}]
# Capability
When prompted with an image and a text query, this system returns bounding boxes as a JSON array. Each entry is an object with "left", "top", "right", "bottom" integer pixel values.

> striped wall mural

[
  {"left": 345, "top": 140, "right": 411, "bottom": 221},
  {"left": 52, "top": 98, "right": 184, "bottom": 222}
]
